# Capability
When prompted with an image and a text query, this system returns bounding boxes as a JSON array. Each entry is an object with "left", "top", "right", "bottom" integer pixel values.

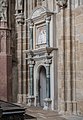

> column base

[
  {"left": 43, "top": 98, "right": 52, "bottom": 110},
  {"left": 22, "top": 94, "right": 27, "bottom": 104},
  {"left": 58, "top": 101, "right": 66, "bottom": 115},
  {"left": 27, "top": 96, "right": 35, "bottom": 106},
  {"left": 72, "top": 101, "right": 77, "bottom": 115},
  {"left": 17, "top": 94, "right": 23, "bottom": 104},
  {"left": 66, "top": 101, "right": 77, "bottom": 115},
  {"left": 59, "top": 101, "right": 77, "bottom": 115},
  {"left": 65, "top": 101, "right": 73, "bottom": 115}
]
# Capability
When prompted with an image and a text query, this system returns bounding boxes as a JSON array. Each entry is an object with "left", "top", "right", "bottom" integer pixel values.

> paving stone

[{"left": 25, "top": 106, "right": 83, "bottom": 120}]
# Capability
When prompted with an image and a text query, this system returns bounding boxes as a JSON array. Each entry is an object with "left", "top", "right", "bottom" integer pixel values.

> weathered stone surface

[{"left": 1, "top": 0, "right": 83, "bottom": 117}]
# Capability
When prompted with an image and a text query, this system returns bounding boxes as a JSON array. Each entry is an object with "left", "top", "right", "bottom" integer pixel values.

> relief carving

[{"left": 0, "top": 31, "right": 5, "bottom": 52}]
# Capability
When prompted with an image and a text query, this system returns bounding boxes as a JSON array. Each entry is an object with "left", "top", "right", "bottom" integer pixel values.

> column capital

[
  {"left": 28, "top": 18, "right": 33, "bottom": 24},
  {"left": 29, "top": 22, "right": 34, "bottom": 28},
  {"left": 45, "top": 16, "right": 51, "bottom": 23},
  {"left": 56, "top": 0, "right": 68, "bottom": 8},
  {"left": 28, "top": 59, "right": 35, "bottom": 65},
  {"left": 44, "top": 59, "right": 52, "bottom": 64},
  {"left": 15, "top": 13, "right": 25, "bottom": 25}
]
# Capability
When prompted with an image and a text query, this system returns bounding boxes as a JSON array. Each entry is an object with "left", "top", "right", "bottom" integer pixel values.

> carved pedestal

[
  {"left": 27, "top": 96, "right": 35, "bottom": 106},
  {"left": 43, "top": 98, "right": 52, "bottom": 110}
]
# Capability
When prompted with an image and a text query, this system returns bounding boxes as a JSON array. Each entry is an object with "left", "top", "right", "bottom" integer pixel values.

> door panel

[{"left": 39, "top": 66, "right": 46, "bottom": 107}]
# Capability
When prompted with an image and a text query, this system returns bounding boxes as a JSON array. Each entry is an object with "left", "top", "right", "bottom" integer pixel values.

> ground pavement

[{"left": 24, "top": 106, "right": 83, "bottom": 120}]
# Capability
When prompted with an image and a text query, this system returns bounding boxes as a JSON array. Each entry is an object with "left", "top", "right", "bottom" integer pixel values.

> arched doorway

[{"left": 38, "top": 66, "right": 46, "bottom": 107}]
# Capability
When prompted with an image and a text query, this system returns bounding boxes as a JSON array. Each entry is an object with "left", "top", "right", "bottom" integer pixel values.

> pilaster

[
  {"left": 16, "top": 12, "right": 24, "bottom": 103},
  {"left": 27, "top": 52, "right": 35, "bottom": 106},
  {"left": 43, "top": 54, "right": 52, "bottom": 110},
  {"left": 46, "top": 17, "right": 51, "bottom": 47},
  {"left": 57, "top": 0, "right": 77, "bottom": 115},
  {"left": 58, "top": 8, "right": 66, "bottom": 114},
  {"left": 29, "top": 20, "right": 34, "bottom": 49},
  {"left": 0, "top": 9, "right": 12, "bottom": 102}
]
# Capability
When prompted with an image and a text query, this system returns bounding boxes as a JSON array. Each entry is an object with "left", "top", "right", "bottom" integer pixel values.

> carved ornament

[{"left": 56, "top": 0, "right": 68, "bottom": 8}]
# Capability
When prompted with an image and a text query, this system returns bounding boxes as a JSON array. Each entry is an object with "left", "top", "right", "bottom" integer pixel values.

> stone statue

[{"left": 0, "top": 0, "right": 7, "bottom": 20}]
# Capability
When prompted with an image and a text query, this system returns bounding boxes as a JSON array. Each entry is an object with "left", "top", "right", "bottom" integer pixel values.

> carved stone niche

[
  {"left": 56, "top": 0, "right": 68, "bottom": 8},
  {"left": 27, "top": 6, "right": 54, "bottom": 50}
]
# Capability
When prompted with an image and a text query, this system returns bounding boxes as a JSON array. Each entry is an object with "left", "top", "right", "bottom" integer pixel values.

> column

[
  {"left": 15, "top": 0, "right": 18, "bottom": 14},
  {"left": 29, "top": 21, "right": 33, "bottom": 50},
  {"left": 29, "top": 63, "right": 34, "bottom": 96},
  {"left": 43, "top": 57, "right": 52, "bottom": 110},
  {"left": 80, "top": 0, "right": 83, "bottom": 5},
  {"left": 32, "top": 0, "right": 36, "bottom": 9},
  {"left": 28, "top": 59, "right": 35, "bottom": 106},
  {"left": 30, "top": 0, "right": 32, "bottom": 14},
  {"left": 71, "top": 1, "right": 77, "bottom": 114},
  {"left": 0, "top": 0, "right": 12, "bottom": 102},
  {"left": 37, "top": 0, "right": 41, "bottom": 6},
  {"left": 75, "top": 0, "right": 79, "bottom": 8},
  {"left": 22, "top": 0, "right": 27, "bottom": 104},
  {"left": 46, "top": 63, "right": 50, "bottom": 98},
  {"left": 16, "top": 13, "right": 24, "bottom": 103},
  {"left": 65, "top": 0, "right": 74, "bottom": 114},
  {"left": 27, "top": 20, "right": 34, "bottom": 106},
  {"left": 46, "top": 17, "right": 50, "bottom": 47},
  {"left": 59, "top": 8, "right": 66, "bottom": 114}
]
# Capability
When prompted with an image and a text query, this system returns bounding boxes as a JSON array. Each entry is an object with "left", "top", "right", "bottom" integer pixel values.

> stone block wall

[
  {"left": 74, "top": 5, "right": 83, "bottom": 115},
  {"left": 0, "top": 21, "right": 12, "bottom": 102},
  {"left": 0, "top": 55, "right": 12, "bottom": 101},
  {"left": 14, "top": 0, "right": 83, "bottom": 115},
  {"left": 56, "top": 4, "right": 83, "bottom": 115}
]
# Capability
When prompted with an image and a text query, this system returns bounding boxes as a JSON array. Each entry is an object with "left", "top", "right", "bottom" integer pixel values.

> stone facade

[
  {"left": 1, "top": 0, "right": 83, "bottom": 116},
  {"left": 0, "top": 0, "right": 17, "bottom": 102}
]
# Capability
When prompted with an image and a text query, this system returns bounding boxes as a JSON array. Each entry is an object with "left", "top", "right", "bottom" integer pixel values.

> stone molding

[{"left": 24, "top": 47, "right": 58, "bottom": 56}]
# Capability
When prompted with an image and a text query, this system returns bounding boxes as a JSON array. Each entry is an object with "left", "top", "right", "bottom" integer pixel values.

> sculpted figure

[{"left": 0, "top": 0, "right": 7, "bottom": 20}]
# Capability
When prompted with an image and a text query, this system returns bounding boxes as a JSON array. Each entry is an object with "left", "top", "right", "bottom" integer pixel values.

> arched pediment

[{"left": 31, "top": 6, "right": 50, "bottom": 19}]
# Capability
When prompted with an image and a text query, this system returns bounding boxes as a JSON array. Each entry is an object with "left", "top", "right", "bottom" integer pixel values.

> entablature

[{"left": 24, "top": 47, "right": 58, "bottom": 56}]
